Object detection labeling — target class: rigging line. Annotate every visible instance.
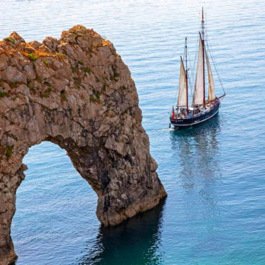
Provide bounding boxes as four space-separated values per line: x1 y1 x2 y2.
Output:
187 44 193 89
175 55 180 106
205 34 226 95
189 34 199 96
185 38 194 95
206 41 226 95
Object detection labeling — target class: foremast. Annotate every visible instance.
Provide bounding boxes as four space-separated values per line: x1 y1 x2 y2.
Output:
201 8 206 108
184 37 189 111
177 38 189 111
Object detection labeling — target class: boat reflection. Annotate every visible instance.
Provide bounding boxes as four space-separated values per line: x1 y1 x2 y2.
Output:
170 115 221 179
170 116 221 219
79 199 165 265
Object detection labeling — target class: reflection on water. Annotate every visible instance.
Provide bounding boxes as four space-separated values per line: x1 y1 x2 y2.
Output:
170 115 221 181
79 200 165 265
170 116 221 220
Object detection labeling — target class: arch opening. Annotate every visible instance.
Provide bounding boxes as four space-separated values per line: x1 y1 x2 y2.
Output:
12 141 98 265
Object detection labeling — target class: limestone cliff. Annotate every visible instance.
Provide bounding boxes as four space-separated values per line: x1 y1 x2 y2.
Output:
0 26 166 264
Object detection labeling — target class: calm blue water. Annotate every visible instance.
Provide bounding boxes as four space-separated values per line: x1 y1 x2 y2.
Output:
1 0 265 264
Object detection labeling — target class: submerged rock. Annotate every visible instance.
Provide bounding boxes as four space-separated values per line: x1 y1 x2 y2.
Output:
0 25 166 265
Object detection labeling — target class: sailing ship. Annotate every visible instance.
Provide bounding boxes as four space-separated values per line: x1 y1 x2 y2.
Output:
170 9 225 129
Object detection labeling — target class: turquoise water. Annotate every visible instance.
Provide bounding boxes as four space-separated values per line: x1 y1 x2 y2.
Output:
1 0 265 264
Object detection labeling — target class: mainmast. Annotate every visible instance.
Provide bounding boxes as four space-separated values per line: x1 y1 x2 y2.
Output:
201 7 206 107
185 37 189 111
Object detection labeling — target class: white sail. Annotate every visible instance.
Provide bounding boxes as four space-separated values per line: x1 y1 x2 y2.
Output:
193 37 204 106
177 57 187 108
206 51 216 101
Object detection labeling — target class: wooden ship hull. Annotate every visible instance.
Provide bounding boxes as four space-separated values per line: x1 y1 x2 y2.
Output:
170 99 220 129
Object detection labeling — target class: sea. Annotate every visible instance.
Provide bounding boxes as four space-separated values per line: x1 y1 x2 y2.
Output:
1 0 265 264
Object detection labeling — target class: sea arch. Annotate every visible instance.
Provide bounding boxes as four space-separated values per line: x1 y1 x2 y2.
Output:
0 26 166 264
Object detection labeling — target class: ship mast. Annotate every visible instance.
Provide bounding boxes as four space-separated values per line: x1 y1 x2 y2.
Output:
185 37 189 111
201 7 206 108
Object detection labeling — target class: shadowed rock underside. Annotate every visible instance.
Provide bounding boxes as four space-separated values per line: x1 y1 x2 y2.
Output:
0 26 166 265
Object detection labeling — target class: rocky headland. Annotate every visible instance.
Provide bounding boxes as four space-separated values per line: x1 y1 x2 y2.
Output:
0 26 166 264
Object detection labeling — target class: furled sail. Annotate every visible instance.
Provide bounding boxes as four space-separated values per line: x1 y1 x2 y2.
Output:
177 57 187 108
206 51 216 101
193 37 204 106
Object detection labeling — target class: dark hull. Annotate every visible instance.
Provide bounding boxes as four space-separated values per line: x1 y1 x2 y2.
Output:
170 100 220 129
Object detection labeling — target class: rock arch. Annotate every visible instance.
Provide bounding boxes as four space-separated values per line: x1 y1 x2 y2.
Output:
0 26 166 264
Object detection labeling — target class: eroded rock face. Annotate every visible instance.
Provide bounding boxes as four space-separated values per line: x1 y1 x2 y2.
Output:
0 26 166 264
